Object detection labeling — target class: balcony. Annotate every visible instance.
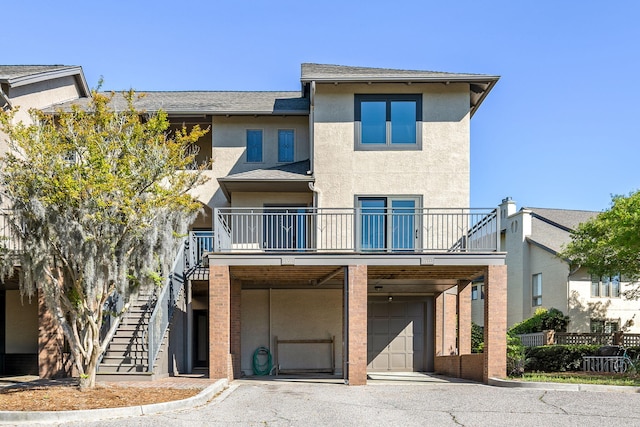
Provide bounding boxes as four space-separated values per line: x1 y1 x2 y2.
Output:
212 207 499 254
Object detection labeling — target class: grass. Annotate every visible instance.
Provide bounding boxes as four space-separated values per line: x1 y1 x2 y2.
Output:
513 371 640 387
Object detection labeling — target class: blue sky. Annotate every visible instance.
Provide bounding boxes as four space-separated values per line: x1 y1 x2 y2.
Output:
3 1 638 211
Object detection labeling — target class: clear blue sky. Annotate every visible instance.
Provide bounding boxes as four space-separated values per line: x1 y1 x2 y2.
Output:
3 1 638 212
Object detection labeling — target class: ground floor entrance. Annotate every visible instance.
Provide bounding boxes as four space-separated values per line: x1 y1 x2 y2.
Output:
367 298 434 372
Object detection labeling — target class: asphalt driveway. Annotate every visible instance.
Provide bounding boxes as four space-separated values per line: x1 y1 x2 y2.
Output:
52 375 640 427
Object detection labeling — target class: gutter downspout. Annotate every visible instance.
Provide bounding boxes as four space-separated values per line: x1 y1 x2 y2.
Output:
307 81 315 176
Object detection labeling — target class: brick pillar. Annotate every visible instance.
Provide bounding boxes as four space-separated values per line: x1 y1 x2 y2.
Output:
230 277 241 379
484 265 507 383
457 281 472 355
38 291 63 378
435 291 458 356
347 265 367 386
209 264 237 381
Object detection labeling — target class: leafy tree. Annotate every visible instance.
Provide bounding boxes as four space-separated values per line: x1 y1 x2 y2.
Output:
561 191 640 297
509 308 570 335
0 90 208 390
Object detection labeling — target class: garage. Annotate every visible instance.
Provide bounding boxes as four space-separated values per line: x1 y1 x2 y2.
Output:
367 297 434 372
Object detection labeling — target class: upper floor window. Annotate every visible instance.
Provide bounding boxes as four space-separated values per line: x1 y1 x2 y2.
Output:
590 319 619 334
278 129 294 162
354 94 422 150
246 130 263 163
591 274 621 298
532 273 542 306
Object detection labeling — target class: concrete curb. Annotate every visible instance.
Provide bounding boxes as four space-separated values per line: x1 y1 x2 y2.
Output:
489 377 640 393
0 378 229 425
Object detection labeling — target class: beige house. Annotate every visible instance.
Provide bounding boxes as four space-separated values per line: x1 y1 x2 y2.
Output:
5 63 508 385
472 197 640 334
0 65 90 375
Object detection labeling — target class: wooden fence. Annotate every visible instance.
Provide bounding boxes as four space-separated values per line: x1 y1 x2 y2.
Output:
518 331 640 347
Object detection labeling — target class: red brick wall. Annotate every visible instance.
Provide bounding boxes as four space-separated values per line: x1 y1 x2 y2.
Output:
460 354 484 383
484 265 507 382
435 291 458 356
457 281 471 355
347 265 367 386
209 265 233 380
434 355 460 377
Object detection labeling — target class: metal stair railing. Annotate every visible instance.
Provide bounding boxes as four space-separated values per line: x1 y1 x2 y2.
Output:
147 237 187 372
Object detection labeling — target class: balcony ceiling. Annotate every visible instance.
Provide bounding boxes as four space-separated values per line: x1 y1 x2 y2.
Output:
224 265 485 293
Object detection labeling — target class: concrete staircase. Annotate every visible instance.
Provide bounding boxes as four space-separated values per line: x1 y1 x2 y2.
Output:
97 290 159 380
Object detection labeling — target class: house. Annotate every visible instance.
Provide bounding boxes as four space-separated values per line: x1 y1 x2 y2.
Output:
0 65 90 376
471 197 640 334
4 63 506 385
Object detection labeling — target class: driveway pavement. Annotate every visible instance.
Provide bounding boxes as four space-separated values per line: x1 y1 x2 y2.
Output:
50 375 640 427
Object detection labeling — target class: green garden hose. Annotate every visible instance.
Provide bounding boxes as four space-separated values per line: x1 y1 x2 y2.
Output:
252 346 273 376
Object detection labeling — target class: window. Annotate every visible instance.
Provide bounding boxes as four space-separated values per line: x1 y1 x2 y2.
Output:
591 274 621 298
278 129 294 162
472 285 478 300
590 319 619 334
246 130 263 162
357 196 419 251
532 273 542 306
354 94 422 149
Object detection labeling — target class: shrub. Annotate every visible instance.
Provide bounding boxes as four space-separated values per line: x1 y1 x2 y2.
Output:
525 345 599 372
471 322 484 353
507 333 525 376
509 307 570 335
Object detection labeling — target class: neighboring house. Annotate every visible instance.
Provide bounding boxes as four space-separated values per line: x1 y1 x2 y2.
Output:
471 197 640 334
0 65 90 376
7 63 507 385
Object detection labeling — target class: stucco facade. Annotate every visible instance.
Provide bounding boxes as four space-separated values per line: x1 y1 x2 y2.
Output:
483 198 640 333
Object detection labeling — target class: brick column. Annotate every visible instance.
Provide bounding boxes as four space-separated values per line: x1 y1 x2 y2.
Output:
347 265 367 386
457 281 472 355
38 291 63 378
230 277 241 379
484 265 507 383
209 265 237 381
435 291 458 356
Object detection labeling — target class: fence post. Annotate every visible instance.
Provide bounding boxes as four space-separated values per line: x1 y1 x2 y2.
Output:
614 331 623 346
544 330 555 345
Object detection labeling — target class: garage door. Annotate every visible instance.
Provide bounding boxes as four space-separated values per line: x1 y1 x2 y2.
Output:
367 300 425 372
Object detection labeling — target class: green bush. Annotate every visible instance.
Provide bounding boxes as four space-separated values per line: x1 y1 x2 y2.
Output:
471 322 484 353
507 333 525 376
525 345 599 372
509 307 570 335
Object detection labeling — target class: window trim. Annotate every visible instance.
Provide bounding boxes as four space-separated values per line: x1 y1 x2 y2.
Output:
532 273 542 307
246 129 264 163
471 285 478 300
355 195 422 252
277 129 295 163
354 94 422 151
591 274 621 298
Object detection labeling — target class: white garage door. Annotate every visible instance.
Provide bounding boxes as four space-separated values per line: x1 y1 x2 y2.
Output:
367 300 425 372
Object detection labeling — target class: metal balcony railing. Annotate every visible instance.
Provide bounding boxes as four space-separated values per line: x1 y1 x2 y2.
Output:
213 207 499 253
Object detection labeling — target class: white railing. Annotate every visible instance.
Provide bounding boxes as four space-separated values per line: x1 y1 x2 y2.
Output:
187 230 213 269
518 332 546 347
213 207 498 253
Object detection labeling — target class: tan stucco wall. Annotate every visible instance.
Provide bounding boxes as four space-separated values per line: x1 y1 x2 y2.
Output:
207 116 310 209
8 76 83 125
524 245 570 319
312 82 470 209
241 289 342 376
568 268 640 333
5 290 39 353
232 192 312 208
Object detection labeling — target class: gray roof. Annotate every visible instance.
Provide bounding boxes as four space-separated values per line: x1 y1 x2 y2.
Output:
300 63 499 117
0 65 89 96
46 91 309 115
301 63 497 82
220 160 311 181
217 160 312 201
526 207 600 255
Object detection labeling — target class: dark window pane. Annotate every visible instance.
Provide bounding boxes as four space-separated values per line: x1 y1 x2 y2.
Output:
246 130 263 162
390 101 416 144
361 101 386 144
278 130 294 162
